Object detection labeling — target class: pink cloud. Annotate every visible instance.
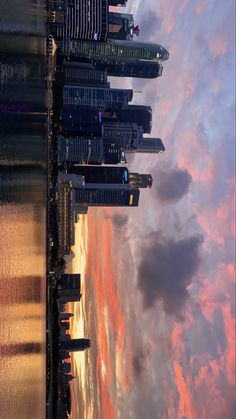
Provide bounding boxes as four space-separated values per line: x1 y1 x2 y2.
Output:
195 0 208 14
209 36 228 58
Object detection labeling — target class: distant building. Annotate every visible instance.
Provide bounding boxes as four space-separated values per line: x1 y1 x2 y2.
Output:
60 338 91 352
59 312 74 320
60 273 81 290
59 274 81 302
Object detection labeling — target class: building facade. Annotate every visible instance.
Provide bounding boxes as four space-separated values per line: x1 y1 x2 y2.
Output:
93 59 163 78
57 135 125 165
63 86 133 110
108 12 134 40
102 122 144 148
60 108 103 137
54 0 108 41
103 105 152 134
68 39 169 62
64 65 109 87
67 166 129 184
75 185 140 207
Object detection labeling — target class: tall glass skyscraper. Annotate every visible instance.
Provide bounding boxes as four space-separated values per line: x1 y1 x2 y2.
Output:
68 39 169 62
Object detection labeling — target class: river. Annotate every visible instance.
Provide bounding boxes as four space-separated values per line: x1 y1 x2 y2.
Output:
0 1 47 418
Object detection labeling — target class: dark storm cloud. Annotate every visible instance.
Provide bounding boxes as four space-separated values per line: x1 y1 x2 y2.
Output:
133 347 150 378
137 232 203 319
154 166 192 204
110 213 129 229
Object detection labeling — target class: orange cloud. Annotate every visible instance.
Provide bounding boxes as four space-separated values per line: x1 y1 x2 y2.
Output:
174 362 196 419
84 209 132 417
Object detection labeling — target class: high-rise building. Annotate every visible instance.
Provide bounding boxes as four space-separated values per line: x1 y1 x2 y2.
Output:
103 122 143 148
103 105 152 133
64 65 109 87
68 166 153 189
57 135 104 165
60 108 103 137
93 59 163 78
129 173 153 188
108 12 134 40
68 39 169 62
75 186 140 207
60 274 81 291
108 0 127 6
57 135 125 165
67 166 129 184
54 0 108 42
127 137 166 154
63 86 133 110
60 338 91 352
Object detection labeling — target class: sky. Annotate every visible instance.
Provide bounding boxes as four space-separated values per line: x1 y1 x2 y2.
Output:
70 1 235 418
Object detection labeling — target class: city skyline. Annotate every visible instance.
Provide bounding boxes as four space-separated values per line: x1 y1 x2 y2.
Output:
68 1 235 418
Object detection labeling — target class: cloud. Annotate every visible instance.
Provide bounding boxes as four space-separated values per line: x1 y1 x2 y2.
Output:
133 346 150 378
110 213 129 229
137 10 163 41
137 232 203 319
153 165 192 204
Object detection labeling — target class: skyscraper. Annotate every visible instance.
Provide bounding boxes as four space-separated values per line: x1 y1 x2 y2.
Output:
60 338 91 352
60 274 81 291
108 12 134 40
67 166 153 189
57 135 125 165
102 122 143 148
67 166 129 184
93 59 163 79
127 137 166 154
54 0 108 42
75 186 140 207
63 86 133 110
60 108 103 137
64 65 109 87
103 105 152 133
129 173 153 188
68 39 169 62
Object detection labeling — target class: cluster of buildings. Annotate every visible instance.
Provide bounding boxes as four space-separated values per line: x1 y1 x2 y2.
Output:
55 274 91 417
49 0 169 257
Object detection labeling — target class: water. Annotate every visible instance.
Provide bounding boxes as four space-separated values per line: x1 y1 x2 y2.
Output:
0 1 47 418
